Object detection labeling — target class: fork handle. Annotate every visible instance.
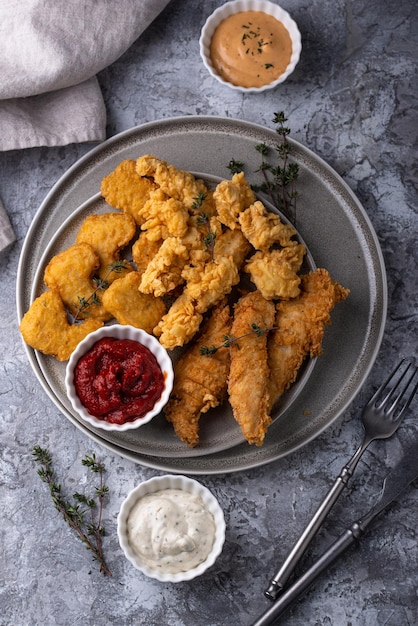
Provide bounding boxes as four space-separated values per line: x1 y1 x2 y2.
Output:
254 521 365 626
264 464 354 601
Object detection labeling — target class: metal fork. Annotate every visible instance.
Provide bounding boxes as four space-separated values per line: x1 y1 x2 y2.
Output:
265 357 418 601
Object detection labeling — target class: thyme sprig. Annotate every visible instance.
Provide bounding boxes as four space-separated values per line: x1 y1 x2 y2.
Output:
72 260 129 321
200 323 277 355
253 112 299 222
193 191 216 259
32 446 111 576
227 112 299 224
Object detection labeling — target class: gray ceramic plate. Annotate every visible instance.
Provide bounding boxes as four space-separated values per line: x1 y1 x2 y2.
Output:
16 116 387 474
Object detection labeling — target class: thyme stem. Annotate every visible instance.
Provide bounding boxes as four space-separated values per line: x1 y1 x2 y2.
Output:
32 446 111 576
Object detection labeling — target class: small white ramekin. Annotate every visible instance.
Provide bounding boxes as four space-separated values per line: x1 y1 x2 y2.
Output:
117 474 226 582
199 0 302 93
65 324 174 432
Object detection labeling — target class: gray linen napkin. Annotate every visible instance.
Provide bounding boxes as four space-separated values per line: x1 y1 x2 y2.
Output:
0 0 171 250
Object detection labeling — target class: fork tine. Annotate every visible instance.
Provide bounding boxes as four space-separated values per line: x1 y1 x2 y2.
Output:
371 358 418 419
369 358 415 406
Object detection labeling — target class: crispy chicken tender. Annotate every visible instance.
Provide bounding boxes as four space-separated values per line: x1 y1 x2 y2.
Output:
164 301 232 447
139 236 189 297
100 159 157 226
154 293 203 349
213 227 251 267
238 201 298 250
44 243 111 321
245 244 306 300
268 268 350 407
139 188 189 239
183 256 240 314
76 212 136 282
228 291 276 446
136 155 208 209
19 290 103 361
132 232 163 277
101 272 166 332
213 171 256 230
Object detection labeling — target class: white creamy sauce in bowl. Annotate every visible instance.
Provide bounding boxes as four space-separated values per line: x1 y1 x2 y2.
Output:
127 488 216 574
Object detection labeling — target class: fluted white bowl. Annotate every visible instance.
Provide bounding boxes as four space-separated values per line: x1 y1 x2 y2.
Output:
65 324 173 432
117 474 226 582
199 0 302 93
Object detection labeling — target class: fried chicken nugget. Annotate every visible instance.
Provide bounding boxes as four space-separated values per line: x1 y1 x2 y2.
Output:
76 212 136 282
268 268 350 407
44 242 110 321
164 301 232 447
228 290 276 446
213 171 256 230
245 244 306 300
20 290 103 361
100 159 157 226
238 201 298 250
101 272 166 332
136 155 208 209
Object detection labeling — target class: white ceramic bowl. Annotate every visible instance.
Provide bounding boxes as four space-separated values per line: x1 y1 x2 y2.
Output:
199 0 301 93
117 474 226 582
65 324 174 432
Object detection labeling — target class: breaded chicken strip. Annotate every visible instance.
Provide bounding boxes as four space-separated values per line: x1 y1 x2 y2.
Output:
154 293 203 349
132 232 163 277
136 155 208 209
245 244 306 300
20 290 103 361
184 256 240 314
100 159 157 226
228 291 276 446
165 301 232 447
76 212 136 282
44 243 111 321
213 171 256 230
238 201 298 250
139 236 189 297
102 272 166 332
268 268 350 407
213 227 251 267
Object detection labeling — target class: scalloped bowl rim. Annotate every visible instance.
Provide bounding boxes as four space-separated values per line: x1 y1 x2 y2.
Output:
199 0 302 93
65 324 174 432
117 474 226 582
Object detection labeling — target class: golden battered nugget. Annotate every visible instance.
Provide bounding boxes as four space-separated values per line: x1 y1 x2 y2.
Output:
76 212 136 282
100 159 157 225
44 242 111 321
102 272 166 333
20 290 103 361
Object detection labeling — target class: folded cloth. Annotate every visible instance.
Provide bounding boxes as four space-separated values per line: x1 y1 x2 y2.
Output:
0 197 16 253
0 0 171 151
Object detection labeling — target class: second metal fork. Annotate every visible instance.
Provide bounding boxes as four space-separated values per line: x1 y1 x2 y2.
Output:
265 357 418 601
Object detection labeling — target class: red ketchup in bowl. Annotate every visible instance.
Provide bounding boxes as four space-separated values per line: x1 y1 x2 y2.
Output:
73 337 165 424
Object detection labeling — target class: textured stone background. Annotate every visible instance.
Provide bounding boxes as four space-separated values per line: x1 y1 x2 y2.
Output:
1 1 417 625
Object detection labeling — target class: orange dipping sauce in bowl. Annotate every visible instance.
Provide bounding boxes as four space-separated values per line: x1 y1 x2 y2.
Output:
210 11 292 88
